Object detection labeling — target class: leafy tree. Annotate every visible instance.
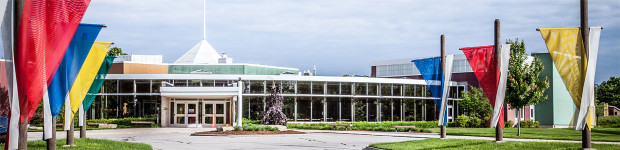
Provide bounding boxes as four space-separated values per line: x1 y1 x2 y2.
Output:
107 46 128 56
459 86 492 120
504 39 549 136
596 77 620 108
260 82 287 125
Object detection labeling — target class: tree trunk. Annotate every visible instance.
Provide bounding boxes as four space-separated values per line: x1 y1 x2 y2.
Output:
517 108 521 136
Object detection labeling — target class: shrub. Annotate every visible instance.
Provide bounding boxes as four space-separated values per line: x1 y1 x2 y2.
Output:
597 116 620 128
86 117 157 128
518 120 540 128
504 120 514 128
454 115 471 127
233 126 242 131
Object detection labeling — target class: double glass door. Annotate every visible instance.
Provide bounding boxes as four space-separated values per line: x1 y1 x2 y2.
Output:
172 100 227 127
203 101 226 126
174 101 198 125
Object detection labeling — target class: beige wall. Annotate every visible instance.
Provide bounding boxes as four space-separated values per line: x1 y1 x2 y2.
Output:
109 62 168 74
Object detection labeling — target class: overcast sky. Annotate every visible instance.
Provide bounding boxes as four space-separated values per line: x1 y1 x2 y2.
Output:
80 0 619 83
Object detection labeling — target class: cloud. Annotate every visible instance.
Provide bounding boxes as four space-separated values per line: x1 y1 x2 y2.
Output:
76 0 619 83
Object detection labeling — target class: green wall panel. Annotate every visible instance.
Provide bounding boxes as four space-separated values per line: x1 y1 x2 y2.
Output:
168 64 299 75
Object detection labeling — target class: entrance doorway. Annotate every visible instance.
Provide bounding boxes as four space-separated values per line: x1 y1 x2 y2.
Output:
203 101 227 127
173 101 199 126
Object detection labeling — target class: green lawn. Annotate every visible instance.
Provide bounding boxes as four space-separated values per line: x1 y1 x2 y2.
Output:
427 127 620 142
0 138 152 150
370 138 620 150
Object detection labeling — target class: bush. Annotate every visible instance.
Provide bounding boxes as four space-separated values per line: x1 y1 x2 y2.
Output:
452 115 487 128
504 120 514 128
518 120 540 128
233 126 242 131
86 117 158 128
242 118 261 125
597 116 620 128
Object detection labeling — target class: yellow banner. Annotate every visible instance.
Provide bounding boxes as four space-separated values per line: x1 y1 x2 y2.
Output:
64 42 111 128
539 28 590 129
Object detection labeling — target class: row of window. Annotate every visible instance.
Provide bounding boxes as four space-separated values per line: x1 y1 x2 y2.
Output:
243 96 459 122
100 79 466 98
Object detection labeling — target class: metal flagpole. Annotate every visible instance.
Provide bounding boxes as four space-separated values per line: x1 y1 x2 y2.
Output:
580 0 592 149
440 34 446 139
494 19 503 142
14 0 26 149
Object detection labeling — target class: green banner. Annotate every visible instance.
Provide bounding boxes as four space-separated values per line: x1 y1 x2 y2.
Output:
82 56 115 111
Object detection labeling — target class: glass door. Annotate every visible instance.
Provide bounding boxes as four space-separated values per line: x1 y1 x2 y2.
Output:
203 101 227 127
173 101 199 126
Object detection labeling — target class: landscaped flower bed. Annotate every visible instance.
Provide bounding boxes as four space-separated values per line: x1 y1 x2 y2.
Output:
287 121 438 132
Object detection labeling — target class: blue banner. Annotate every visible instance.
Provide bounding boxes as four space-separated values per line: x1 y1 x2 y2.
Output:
47 23 104 118
413 57 447 125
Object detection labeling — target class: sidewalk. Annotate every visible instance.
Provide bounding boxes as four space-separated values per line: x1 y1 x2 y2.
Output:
297 129 620 145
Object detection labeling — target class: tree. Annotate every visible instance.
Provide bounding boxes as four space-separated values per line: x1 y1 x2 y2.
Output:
596 77 620 108
460 86 492 120
504 39 549 136
107 46 128 56
260 82 287 125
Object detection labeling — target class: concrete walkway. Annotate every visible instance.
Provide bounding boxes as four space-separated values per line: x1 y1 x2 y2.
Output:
24 128 620 150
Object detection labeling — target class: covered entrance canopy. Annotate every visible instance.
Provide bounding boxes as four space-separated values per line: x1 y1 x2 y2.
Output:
160 84 243 128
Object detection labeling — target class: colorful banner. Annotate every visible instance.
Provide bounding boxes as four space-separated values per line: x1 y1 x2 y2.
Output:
461 45 504 129
539 27 601 130
1 0 19 149
64 42 111 130
439 55 454 126
43 23 103 139
82 56 115 112
413 56 449 126
14 0 91 126
491 44 510 128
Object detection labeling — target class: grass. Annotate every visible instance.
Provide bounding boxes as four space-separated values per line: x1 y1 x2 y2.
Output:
370 138 620 150
0 138 152 150
427 127 620 142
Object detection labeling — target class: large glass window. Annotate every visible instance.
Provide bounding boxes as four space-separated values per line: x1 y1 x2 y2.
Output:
404 99 416 121
404 85 415 97
282 81 295 94
202 80 215 87
103 80 117 93
340 98 352 121
416 85 425 97
265 81 279 92
243 97 250 119
312 97 324 122
297 81 311 94
381 84 392 96
393 84 402 96
449 86 458 98
120 95 136 117
341 82 352 95
416 100 425 121
173 80 187 87
368 98 378 122
368 83 379 96
119 80 134 93
135 80 151 93
312 82 325 95
426 100 435 121
151 80 167 93
380 99 392 122
249 97 264 120
355 83 367 95
326 97 339 122
326 82 340 95
393 99 402 121
215 80 229 87
283 97 295 121
354 99 366 121
188 80 201 87
250 81 265 94
296 97 311 121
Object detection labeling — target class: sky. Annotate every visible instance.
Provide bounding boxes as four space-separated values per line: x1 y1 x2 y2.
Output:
80 0 619 83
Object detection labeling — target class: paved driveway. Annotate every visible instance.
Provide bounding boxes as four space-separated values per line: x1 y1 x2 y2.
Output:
27 128 419 150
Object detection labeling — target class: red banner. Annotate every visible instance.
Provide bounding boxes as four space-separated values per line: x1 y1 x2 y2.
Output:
15 0 91 123
461 45 504 129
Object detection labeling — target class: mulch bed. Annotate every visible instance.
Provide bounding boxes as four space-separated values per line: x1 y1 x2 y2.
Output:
192 130 306 136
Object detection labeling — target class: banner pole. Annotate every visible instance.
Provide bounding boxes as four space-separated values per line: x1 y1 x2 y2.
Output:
440 34 446 139
15 0 26 149
47 117 57 150
580 0 592 149
494 19 503 142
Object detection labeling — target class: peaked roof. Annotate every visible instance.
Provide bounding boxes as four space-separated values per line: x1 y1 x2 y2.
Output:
174 40 222 64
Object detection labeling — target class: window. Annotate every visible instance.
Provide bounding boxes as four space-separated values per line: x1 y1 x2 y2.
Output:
249 97 265 120
404 85 415 97
326 82 340 95
312 82 325 95
381 84 392 96
282 81 295 94
119 80 134 93
283 97 295 121
393 84 402 96
202 80 215 87
188 80 201 87
296 97 311 121
340 98 352 121
265 81 279 92
215 80 230 87
368 99 377 122
368 83 379 96
354 98 367 121
151 80 167 93
312 97 324 122
393 99 402 121
341 82 352 95
380 99 392 121
135 80 151 93
326 97 339 122
375 63 418 77
530 105 535 120
173 80 187 87
103 80 117 93
297 81 311 94
249 81 265 94
355 83 367 95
